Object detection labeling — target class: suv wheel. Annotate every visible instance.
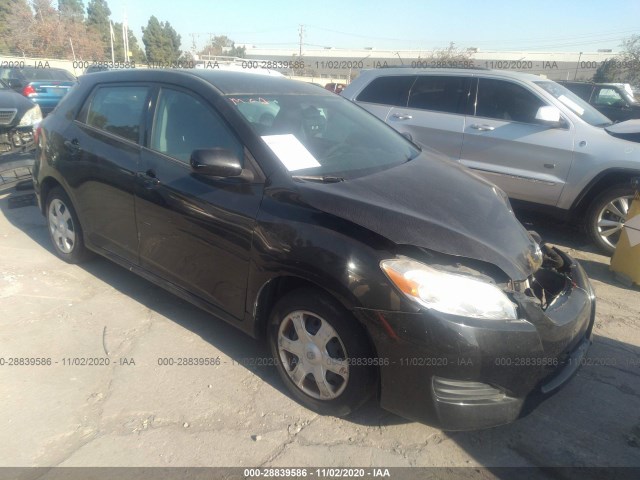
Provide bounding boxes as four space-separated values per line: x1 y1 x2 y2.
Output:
586 185 635 255
46 187 90 263
268 288 375 417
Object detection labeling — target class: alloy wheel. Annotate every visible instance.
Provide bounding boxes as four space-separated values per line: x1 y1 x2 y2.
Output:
596 194 634 251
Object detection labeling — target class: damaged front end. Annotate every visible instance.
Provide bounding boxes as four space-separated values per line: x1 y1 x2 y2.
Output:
0 126 35 156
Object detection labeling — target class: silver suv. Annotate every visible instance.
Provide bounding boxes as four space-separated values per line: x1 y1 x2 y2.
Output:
342 68 640 254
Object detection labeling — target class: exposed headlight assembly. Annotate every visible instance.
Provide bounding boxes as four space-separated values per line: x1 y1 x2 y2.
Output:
18 105 43 127
381 257 518 320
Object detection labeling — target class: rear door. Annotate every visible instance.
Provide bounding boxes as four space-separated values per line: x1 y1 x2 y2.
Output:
386 75 471 158
66 83 150 263
460 78 575 206
135 86 264 320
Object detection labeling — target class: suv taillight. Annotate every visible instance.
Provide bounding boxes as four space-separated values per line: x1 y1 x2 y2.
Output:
22 85 36 96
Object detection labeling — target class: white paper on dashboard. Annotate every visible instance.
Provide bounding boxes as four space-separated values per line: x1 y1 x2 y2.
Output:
261 134 321 171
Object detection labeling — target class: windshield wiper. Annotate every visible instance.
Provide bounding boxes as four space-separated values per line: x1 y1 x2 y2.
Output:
292 175 344 183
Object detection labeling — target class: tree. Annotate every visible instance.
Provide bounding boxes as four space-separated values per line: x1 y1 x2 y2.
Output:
58 0 84 22
0 0 30 52
429 42 472 63
112 22 146 62
593 59 620 83
142 15 181 64
198 35 245 59
1 0 35 55
619 35 640 85
86 0 110 26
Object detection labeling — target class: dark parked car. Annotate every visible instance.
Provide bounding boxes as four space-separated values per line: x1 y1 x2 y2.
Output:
0 66 76 116
0 79 41 190
558 81 640 122
34 70 595 430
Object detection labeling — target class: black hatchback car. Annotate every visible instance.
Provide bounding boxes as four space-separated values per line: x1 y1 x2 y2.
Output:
33 69 595 430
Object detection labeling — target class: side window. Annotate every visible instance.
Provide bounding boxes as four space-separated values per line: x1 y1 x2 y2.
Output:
151 88 242 163
356 76 415 107
408 76 470 114
593 87 625 106
85 86 149 143
476 79 546 124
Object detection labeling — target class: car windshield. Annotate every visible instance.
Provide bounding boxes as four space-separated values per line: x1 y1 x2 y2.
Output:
534 81 613 127
228 93 420 179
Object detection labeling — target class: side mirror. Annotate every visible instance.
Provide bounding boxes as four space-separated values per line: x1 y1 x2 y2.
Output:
535 105 562 125
190 148 243 177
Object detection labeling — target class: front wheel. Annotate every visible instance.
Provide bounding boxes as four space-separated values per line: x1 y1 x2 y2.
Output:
268 288 376 417
586 185 635 255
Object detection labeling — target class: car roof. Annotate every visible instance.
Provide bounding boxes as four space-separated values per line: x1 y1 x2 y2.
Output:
356 67 548 82
79 68 332 96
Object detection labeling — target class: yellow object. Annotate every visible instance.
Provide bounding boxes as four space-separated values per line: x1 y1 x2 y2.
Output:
610 192 640 286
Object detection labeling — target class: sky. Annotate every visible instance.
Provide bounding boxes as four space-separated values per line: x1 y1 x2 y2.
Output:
99 0 640 53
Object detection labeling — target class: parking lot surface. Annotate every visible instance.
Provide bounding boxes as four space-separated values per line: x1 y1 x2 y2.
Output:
1 190 639 472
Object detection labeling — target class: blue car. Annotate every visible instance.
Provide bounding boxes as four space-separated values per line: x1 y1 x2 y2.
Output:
0 66 76 116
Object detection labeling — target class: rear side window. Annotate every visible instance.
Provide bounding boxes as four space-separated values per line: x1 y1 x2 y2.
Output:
476 79 546 124
356 75 415 106
85 86 149 143
408 76 470 114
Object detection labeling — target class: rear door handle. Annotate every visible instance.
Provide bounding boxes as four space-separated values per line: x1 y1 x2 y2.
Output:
64 138 81 153
391 113 413 120
470 124 495 131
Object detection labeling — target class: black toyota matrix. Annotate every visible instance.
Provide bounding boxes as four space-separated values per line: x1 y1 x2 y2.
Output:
33 69 595 430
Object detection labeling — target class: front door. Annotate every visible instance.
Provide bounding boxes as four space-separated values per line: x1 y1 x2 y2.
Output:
135 86 263 320
460 78 575 206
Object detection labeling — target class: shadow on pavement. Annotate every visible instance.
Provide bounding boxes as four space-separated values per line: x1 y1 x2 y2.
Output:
0 190 405 428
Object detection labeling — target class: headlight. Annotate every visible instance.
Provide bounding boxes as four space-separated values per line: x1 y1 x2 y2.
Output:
18 105 42 127
380 257 517 320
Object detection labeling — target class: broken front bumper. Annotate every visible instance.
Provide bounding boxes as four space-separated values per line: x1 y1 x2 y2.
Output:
354 248 596 430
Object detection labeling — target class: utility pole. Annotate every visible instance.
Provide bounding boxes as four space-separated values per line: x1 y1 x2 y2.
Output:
574 52 583 80
298 24 304 57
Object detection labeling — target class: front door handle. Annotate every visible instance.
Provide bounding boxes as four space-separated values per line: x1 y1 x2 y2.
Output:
137 169 160 188
391 113 413 120
470 124 495 131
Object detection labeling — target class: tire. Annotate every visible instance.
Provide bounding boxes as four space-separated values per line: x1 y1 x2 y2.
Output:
268 288 376 417
45 187 91 263
586 185 635 255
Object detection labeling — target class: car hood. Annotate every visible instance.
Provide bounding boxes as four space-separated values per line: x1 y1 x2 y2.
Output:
297 153 542 281
605 119 640 143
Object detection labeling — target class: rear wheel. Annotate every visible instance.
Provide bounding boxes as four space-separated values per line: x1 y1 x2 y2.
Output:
586 185 635 255
46 187 90 263
268 288 376 417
